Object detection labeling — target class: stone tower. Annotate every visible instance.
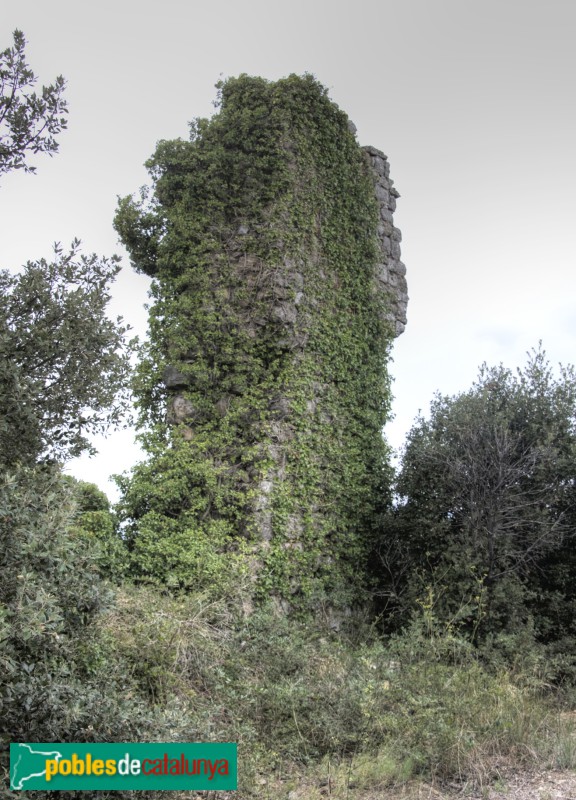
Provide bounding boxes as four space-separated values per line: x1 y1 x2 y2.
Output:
115 75 407 611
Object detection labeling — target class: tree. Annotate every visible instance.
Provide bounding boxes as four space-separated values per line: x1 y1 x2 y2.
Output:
0 240 135 468
0 29 67 178
377 348 576 641
0 31 133 469
0 32 163 785
63 476 129 581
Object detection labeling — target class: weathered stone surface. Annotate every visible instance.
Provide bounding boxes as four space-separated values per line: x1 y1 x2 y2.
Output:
362 145 408 335
270 396 291 419
375 185 389 204
215 396 231 417
163 365 190 389
271 302 298 325
167 395 196 424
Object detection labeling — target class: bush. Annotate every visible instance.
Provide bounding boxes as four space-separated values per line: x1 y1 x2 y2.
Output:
0 468 166 798
63 477 128 581
97 590 574 793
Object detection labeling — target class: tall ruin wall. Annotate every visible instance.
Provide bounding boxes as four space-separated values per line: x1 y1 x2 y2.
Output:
115 75 407 611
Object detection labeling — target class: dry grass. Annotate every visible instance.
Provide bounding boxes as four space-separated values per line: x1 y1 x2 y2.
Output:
96 587 576 800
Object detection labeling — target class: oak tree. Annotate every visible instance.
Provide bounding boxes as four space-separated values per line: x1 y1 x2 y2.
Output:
0 240 135 468
0 29 67 178
378 349 576 641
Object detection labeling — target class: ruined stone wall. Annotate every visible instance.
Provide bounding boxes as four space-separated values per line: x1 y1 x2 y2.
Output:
115 75 407 610
166 145 408 447
364 145 408 337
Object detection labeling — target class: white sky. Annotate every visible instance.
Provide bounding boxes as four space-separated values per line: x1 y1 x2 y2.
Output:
2 0 575 499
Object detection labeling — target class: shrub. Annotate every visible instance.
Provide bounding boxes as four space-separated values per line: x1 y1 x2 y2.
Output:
0 468 165 798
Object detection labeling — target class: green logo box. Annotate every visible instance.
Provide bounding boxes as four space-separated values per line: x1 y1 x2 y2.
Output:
10 742 237 791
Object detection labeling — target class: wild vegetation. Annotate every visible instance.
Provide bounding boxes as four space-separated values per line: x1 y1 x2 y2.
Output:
374 349 576 655
0 30 67 178
1 31 575 799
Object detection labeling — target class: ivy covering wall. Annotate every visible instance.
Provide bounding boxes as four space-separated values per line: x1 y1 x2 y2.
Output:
114 74 398 612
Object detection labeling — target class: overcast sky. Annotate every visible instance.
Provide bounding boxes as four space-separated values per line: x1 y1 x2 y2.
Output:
2 0 575 498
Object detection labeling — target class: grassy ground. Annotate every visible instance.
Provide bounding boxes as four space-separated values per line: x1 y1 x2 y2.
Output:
94 585 576 799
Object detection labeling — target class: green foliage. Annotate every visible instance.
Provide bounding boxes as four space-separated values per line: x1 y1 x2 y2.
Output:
114 74 394 608
101 587 573 795
376 347 576 651
68 478 111 512
64 477 128 581
0 473 210 800
0 49 162 794
114 435 252 593
0 470 155 760
0 240 135 467
364 618 556 781
0 32 133 471
0 30 67 178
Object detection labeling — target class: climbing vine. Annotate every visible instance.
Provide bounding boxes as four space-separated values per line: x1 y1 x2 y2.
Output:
115 74 395 611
